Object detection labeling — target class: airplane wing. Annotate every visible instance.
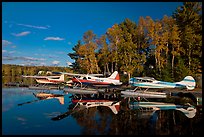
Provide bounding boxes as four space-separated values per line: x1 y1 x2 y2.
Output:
52 72 86 76
88 74 103 76
22 75 61 78
22 75 48 78
52 72 103 77
135 77 155 81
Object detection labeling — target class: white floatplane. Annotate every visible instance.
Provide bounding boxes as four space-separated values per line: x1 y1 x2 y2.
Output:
121 76 196 99
129 76 196 90
53 71 122 88
22 74 65 84
52 71 122 95
22 73 65 90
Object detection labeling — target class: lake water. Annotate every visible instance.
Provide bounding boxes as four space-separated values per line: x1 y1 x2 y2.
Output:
2 87 203 135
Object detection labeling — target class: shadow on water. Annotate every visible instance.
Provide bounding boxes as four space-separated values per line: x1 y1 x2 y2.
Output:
51 93 203 135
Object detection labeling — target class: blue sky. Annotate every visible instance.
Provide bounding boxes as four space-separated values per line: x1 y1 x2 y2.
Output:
2 2 183 67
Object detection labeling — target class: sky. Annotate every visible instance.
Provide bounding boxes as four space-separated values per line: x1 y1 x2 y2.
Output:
2 2 183 67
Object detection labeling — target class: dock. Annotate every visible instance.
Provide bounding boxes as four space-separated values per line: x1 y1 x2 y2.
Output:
4 82 29 87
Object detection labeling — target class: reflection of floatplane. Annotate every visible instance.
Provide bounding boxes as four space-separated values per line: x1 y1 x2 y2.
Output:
34 92 64 104
51 94 121 121
18 92 64 106
129 101 196 118
72 98 120 114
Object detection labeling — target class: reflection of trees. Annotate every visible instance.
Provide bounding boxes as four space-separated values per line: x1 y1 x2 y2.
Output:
152 110 197 135
71 107 98 135
109 110 152 135
69 99 201 135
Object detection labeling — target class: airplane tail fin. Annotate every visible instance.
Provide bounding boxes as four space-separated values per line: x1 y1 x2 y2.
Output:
108 71 120 80
177 76 196 90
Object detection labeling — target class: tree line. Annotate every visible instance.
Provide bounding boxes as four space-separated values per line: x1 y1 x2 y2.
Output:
2 64 72 77
68 2 202 82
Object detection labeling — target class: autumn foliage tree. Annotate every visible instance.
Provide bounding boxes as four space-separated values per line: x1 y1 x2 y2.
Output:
77 30 100 73
68 2 201 83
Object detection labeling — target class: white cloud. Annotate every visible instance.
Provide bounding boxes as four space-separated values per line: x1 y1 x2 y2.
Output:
2 40 12 46
18 61 46 66
11 45 16 48
66 61 72 66
17 23 49 29
44 37 64 41
52 60 60 66
3 55 46 61
12 31 31 37
68 42 72 45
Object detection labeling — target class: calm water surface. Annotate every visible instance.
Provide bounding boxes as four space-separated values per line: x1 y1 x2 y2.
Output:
2 87 81 135
2 87 203 135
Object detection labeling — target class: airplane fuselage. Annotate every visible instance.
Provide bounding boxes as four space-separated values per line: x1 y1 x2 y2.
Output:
130 81 185 89
72 76 121 86
36 78 64 84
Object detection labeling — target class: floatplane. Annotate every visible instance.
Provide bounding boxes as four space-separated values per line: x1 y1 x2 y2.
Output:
55 71 122 87
121 76 196 98
129 76 196 90
52 71 123 94
22 73 65 90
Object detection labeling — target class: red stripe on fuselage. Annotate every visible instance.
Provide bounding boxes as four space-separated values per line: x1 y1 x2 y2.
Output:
72 78 111 85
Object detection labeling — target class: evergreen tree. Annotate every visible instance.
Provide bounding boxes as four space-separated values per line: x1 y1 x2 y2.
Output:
68 40 82 72
173 2 202 74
